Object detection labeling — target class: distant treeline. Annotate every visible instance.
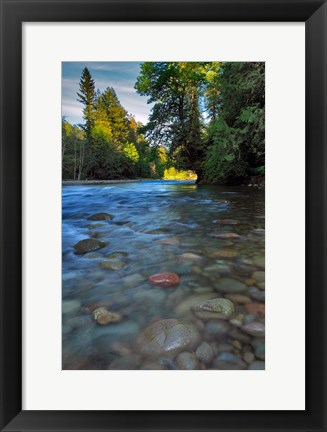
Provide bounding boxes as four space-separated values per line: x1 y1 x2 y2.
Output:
62 62 264 184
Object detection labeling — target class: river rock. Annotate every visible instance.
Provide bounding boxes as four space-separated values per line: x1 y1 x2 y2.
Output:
148 272 180 287
108 355 141 370
74 238 107 254
252 228 265 236
175 293 218 318
179 253 202 261
249 360 265 370
205 320 232 340
156 236 180 245
217 219 239 225
88 212 113 221
251 271 265 283
215 277 247 293
245 302 265 318
224 293 251 304
83 251 103 259
176 352 200 370
207 249 239 259
135 318 200 358
212 232 240 239
213 352 247 370
195 342 215 364
122 273 145 288
241 321 265 337
244 278 256 286
258 282 265 290
192 298 234 320
243 352 255 364
62 299 81 315
107 252 128 259
254 256 265 268
100 260 125 271
248 286 265 302
93 307 122 325
252 338 265 360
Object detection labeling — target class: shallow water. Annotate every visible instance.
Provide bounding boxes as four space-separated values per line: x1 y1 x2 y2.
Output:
62 180 265 370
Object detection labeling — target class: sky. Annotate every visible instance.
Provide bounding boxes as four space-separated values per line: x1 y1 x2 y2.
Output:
62 62 153 126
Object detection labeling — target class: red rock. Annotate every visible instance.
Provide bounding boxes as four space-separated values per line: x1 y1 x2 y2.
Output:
245 303 265 318
148 272 180 287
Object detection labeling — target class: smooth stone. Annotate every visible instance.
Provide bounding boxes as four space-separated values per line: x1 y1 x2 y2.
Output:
192 298 234 320
179 253 202 261
135 318 200 359
241 321 265 338
62 299 81 315
122 273 145 288
107 252 128 259
93 308 122 325
133 289 166 304
254 256 265 268
251 338 265 360
100 260 125 271
212 232 240 239
243 352 255 364
87 223 106 228
213 352 247 370
245 303 265 318
205 320 232 340
156 236 180 245
252 271 265 283
229 328 251 344
175 293 218 318
95 321 140 341
258 282 265 290
87 212 113 221
224 294 251 304
249 360 265 370
176 352 200 370
74 238 107 254
252 228 265 236
207 249 239 259
214 278 247 293
244 278 256 286
196 342 215 364
83 251 103 259
248 286 265 302
148 272 180 287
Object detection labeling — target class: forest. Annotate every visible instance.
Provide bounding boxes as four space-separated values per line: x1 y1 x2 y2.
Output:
62 62 264 185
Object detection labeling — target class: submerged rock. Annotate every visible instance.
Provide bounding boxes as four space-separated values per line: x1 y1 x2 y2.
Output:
207 249 239 259
74 238 107 254
62 299 81 315
156 236 180 245
241 321 265 337
251 271 265 282
211 232 240 239
176 352 200 370
215 277 247 293
205 320 232 340
135 318 200 358
213 352 247 370
249 360 265 370
174 292 218 318
245 302 265 318
195 342 215 364
192 298 234 320
224 293 251 304
216 219 239 225
87 212 113 221
93 307 122 325
100 260 125 271
83 251 103 259
148 272 180 287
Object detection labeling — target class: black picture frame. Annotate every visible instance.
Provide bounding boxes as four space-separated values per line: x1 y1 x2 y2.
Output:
0 0 326 431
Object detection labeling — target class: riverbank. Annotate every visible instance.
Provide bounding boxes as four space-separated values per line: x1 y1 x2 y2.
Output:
62 179 140 185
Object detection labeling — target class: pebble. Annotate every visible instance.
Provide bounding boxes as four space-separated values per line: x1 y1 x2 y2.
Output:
248 286 265 302
243 352 255 364
245 302 265 318
216 219 239 225
229 328 251 344
107 252 128 259
148 272 180 287
213 352 247 370
87 212 113 221
135 318 200 358
62 299 81 315
251 271 265 283
192 298 234 320
249 360 265 370
195 342 215 364
254 256 265 268
212 232 240 239
205 320 232 340
93 308 123 325
258 282 265 290
244 278 256 286
74 238 107 254
224 294 251 304
100 260 125 271
241 321 265 337
208 249 239 259
122 273 145 288
215 277 247 293
83 251 103 259
156 236 180 245
179 253 202 261
176 352 200 370
252 338 265 360
252 228 265 236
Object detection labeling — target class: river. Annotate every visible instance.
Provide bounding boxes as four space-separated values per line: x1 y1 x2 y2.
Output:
62 180 265 370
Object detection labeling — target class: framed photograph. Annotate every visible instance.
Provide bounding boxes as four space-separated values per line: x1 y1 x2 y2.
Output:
0 0 326 431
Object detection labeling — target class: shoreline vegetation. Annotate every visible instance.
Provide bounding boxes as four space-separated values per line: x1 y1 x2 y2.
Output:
63 62 264 185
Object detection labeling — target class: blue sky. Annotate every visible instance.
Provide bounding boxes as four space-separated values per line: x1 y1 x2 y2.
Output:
62 62 153 125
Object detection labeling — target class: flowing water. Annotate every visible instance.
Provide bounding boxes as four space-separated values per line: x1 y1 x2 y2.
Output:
62 180 265 370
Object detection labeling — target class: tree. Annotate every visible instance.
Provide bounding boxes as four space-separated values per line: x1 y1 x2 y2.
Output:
135 62 207 181
77 67 96 179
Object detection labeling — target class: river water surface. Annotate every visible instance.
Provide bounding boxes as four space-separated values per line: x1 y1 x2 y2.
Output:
62 180 265 370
